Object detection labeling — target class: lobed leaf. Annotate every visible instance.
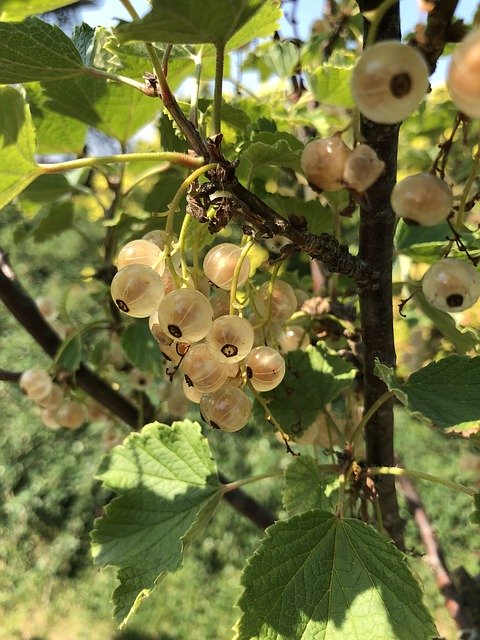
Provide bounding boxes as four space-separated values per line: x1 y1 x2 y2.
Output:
120 321 165 375
283 455 335 515
374 355 480 429
0 17 85 82
0 0 78 21
91 420 222 626
240 131 303 174
237 510 437 640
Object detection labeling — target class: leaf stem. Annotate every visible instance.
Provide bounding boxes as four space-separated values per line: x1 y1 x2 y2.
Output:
212 42 225 135
367 466 476 497
365 0 399 48
349 389 395 444
84 66 151 94
222 469 284 493
38 152 205 175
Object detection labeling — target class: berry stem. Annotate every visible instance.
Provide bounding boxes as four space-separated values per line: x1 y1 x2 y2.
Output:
367 467 476 497
248 381 290 442
229 239 255 315
38 152 205 175
177 213 194 283
456 132 480 229
221 470 284 493
349 390 395 444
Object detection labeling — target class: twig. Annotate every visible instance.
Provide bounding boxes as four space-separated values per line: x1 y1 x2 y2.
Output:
397 472 476 634
0 369 22 383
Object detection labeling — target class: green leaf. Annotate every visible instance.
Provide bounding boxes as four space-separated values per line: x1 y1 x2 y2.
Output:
91 420 222 625
71 22 96 66
261 41 300 79
144 170 183 213
399 241 480 264
26 83 87 155
0 86 40 211
121 320 165 375
21 174 73 203
283 455 335 515
414 290 478 354
55 334 82 372
227 0 281 50
116 0 265 46
0 17 86 82
305 63 355 108
253 344 356 438
262 192 334 236
374 355 480 429
237 510 437 640
394 219 450 252
240 132 303 174
0 0 78 21
32 201 75 242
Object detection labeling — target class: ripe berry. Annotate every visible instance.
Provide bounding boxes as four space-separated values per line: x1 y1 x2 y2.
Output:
200 386 251 432
157 289 213 343
35 296 58 323
19 368 52 402
342 144 385 192
300 134 352 191
55 400 86 430
116 239 163 274
204 315 255 363
391 173 453 226
203 243 250 290
351 41 428 124
447 30 480 119
277 326 310 352
37 383 64 410
421 258 480 312
244 346 286 392
111 264 164 318
181 343 229 393
254 279 297 322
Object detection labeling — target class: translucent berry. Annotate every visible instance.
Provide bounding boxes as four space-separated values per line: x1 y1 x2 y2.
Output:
300 134 352 191
254 279 297 322
157 289 213 343
342 144 385 192
447 30 480 119
35 296 58 323
116 239 162 273
40 408 60 430
421 259 480 312
19 368 52 402
203 243 250 290
244 346 286 392
205 315 255 363
351 41 429 124
391 173 453 226
277 326 310 352
111 264 164 318
159 341 189 366
200 386 251 432
143 230 182 269
55 400 86 430
37 383 64 410
181 343 229 393
183 379 203 403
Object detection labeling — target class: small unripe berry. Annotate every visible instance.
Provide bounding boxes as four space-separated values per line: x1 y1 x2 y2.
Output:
391 173 453 226
301 134 352 191
342 144 385 192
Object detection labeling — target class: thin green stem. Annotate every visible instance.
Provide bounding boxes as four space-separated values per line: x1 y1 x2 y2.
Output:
456 133 480 228
38 152 205 175
212 42 225 135
84 66 149 94
190 48 203 127
248 381 287 438
177 213 194 282
365 0 399 48
229 239 255 315
367 466 476 497
222 469 284 493
349 390 395 444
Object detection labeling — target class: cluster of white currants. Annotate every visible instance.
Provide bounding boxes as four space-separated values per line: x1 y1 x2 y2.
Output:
301 134 385 194
19 368 87 430
111 237 311 432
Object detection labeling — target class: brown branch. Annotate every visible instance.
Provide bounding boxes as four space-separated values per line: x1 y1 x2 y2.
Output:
411 0 466 75
0 249 276 530
356 0 405 549
397 473 477 635
0 369 21 382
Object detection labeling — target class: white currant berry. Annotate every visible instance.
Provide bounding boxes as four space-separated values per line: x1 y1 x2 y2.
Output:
391 173 453 226
157 289 213 343
181 343 229 393
35 296 58 323
300 134 352 191
204 315 255 363
87 401 108 422
40 408 60 430
19 368 52 402
342 144 385 192
447 30 480 119
111 264 164 318
160 341 189 366
203 243 250 290
277 326 310 352
254 279 297 322
200 386 251 432
55 400 86 430
421 258 480 312
244 346 286 392
116 239 163 274
182 379 203 403
161 265 194 295
37 383 64 410
351 41 429 124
